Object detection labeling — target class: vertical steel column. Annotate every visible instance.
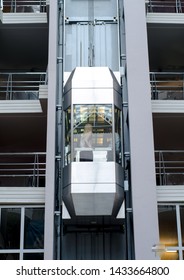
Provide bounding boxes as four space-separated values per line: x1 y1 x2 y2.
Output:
88 0 95 66
54 0 65 260
118 0 135 260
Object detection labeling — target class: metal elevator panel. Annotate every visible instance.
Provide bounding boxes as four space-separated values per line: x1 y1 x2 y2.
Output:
62 231 126 260
65 0 119 71
65 23 119 71
65 0 118 19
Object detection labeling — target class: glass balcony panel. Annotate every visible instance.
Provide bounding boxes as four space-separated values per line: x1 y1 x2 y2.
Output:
155 151 184 185
0 153 46 187
150 72 184 100
0 72 46 100
148 1 182 13
2 1 47 13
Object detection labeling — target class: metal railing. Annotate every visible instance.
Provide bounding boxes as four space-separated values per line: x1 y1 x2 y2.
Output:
155 150 184 185
150 72 184 100
0 72 46 100
0 152 46 187
1 0 47 13
147 0 184 13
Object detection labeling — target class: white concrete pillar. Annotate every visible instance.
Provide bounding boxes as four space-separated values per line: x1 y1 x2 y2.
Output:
44 0 58 260
124 0 160 259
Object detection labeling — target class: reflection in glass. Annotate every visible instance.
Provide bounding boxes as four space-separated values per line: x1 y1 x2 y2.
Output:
158 205 178 246
114 106 122 164
73 105 113 162
24 208 44 249
160 251 179 260
0 208 21 249
65 107 71 165
23 253 44 260
0 253 19 260
64 104 122 164
180 206 184 246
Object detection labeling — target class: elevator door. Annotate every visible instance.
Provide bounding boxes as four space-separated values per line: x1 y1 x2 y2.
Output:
65 22 119 71
64 0 119 71
62 231 126 260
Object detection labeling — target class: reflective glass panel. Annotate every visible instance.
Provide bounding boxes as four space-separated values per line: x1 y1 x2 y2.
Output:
23 253 44 260
158 205 178 246
73 105 113 162
160 251 179 260
0 253 19 260
114 106 122 164
65 107 71 165
24 208 44 249
0 208 21 249
180 206 184 246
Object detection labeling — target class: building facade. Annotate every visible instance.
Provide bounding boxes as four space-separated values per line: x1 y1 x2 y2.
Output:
0 0 183 260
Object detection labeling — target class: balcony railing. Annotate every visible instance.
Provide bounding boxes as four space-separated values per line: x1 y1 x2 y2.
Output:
150 72 184 100
0 152 46 187
155 150 184 185
1 0 47 13
147 0 184 13
0 72 46 100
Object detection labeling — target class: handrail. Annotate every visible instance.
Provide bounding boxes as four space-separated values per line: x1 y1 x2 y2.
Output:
150 72 184 100
0 72 46 100
147 0 184 13
0 152 46 187
2 0 47 13
155 150 184 185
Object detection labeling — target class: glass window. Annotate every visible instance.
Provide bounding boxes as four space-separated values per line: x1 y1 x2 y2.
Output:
0 208 21 249
0 206 44 260
158 205 178 247
114 106 122 164
24 208 44 249
23 253 44 260
180 206 184 246
65 107 71 165
160 251 179 260
0 253 19 260
64 104 122 164
73 104 113 162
